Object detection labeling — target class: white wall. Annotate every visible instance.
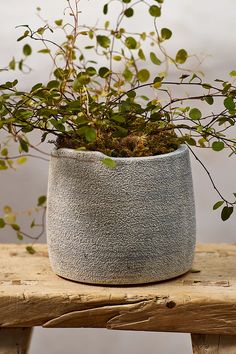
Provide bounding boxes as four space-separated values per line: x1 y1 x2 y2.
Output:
0 1 236 353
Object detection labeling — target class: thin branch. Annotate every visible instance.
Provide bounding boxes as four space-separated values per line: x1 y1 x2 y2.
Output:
187 144 236 205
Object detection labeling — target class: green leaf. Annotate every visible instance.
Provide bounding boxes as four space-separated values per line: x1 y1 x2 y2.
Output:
213 200 224 210
55 19 63 26
79 126 97 142
113 55 122 61
161 28 172 40
3 206 12 214
126 91 136 98
102 158 117 169
17 233 23 241
16 157 27 164
204 96 214 105
103 3 108 14
38 49 51 54
137 69 150 82
202 83 212 89
230 71 236 76
26 246 36 254
150 112 162 121
86 67 97 76
37 195 47 206
124 8 134 17
212 141 224 152
19 138 29 153
222 83 231 94
138 49 146 60
0 218 5 228
9 58 16 70
47 80 60 89
122 0 131 2
4 213 16 224
53 68 65 80
113 126 128 137
150 52 161 65
73 74 90 90
31 83 43 91
50 119 65 132
176 49 188 64
190 269 201 273
98 67 110 78
111 115 126 123
0 161 7 170
224 97 235 110
140 32 146 40
123 68 133 81
97 35 110 49
189 108 202 120
1 148 8 157
149 5 161 17
17 30 29 42
185 137 196 146
23 44 32 56
11 224 20 231
125 37 137 49
221 206 234 221
37 27 45 35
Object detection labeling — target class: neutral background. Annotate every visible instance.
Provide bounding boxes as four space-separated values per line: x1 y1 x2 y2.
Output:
0 0 236 353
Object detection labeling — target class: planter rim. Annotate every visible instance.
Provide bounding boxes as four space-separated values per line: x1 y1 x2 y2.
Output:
51 144 188 162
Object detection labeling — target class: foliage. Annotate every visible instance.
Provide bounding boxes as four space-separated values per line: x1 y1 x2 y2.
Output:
0 0 236 243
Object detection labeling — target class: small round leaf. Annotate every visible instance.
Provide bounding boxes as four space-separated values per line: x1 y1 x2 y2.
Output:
23 44 32 56
161 28 172 40
98 67 110 78
124 8 134 17
212 141 224 152
221 206 234 221
149 5 161 17
125 37 137 49
0 218 5 228
97 35 110 49
176 49 188 64
224 97 235 110
189 108 202 120
102 158 117 169
137 69 150 82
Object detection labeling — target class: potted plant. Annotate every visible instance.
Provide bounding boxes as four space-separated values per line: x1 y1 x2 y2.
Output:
0 0 235 284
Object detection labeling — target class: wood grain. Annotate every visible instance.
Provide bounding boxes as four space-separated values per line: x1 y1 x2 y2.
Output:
0 244 236 334
0 328 32 354
191 334 236 354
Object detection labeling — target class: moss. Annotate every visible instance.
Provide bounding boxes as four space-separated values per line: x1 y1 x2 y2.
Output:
56 123 184 157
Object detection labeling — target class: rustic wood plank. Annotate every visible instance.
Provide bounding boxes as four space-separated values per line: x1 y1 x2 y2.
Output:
0 244 236 334
0 328 32 354
191 334 236 354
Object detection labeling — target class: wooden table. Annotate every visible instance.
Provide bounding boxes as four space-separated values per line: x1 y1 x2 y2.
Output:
0 244 236 354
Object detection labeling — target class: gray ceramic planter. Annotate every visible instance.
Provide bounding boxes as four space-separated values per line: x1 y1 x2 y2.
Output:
47 145 196 285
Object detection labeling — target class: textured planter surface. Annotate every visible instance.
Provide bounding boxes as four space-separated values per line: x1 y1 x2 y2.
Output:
47 145 196 285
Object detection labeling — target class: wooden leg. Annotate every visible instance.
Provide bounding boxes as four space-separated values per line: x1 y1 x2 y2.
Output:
191 334 236 354
0 328 33 354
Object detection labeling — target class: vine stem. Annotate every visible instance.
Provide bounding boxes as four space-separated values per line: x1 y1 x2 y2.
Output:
187 144 236 205
111 80 222 104
0 154 49 162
